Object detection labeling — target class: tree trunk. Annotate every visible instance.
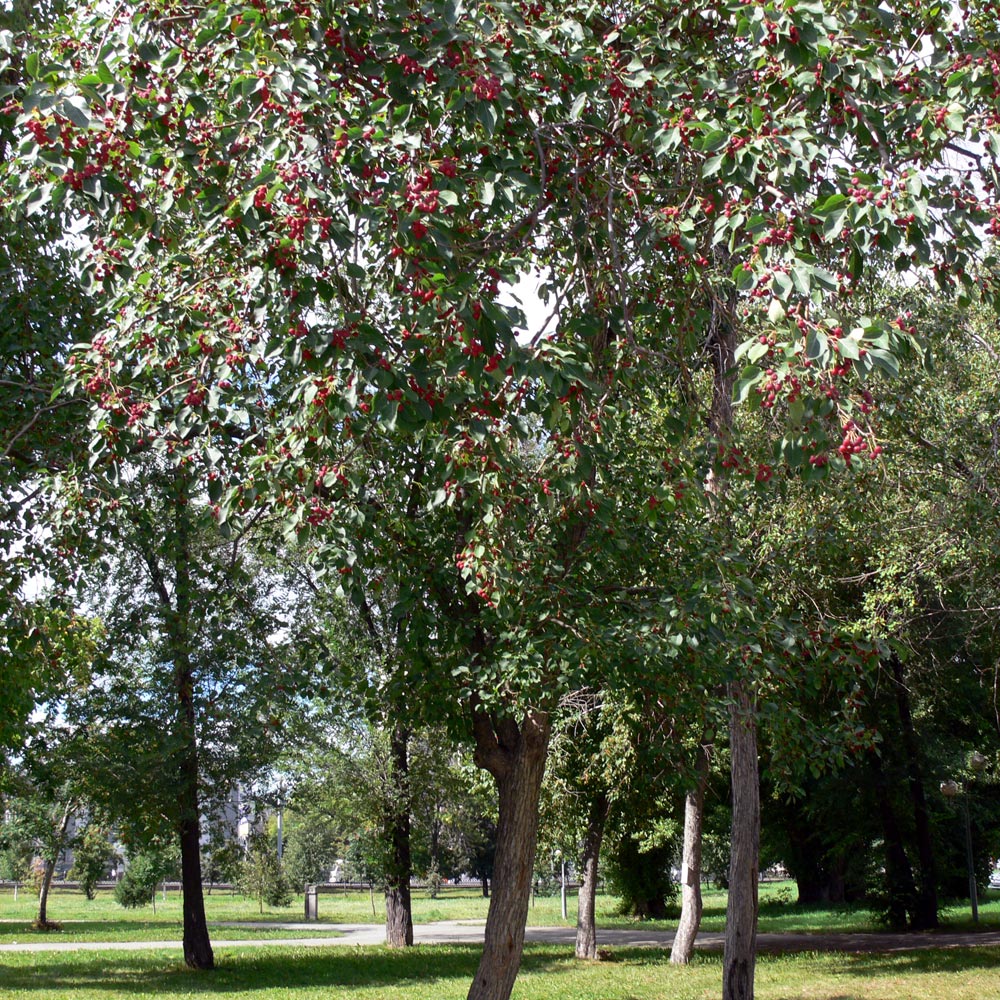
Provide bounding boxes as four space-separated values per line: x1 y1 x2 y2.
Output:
178 789 213 968
466 708 551 1000
385 722 414 947
671 741 711 964
481 876 489 898
704 262 759 999
723 680 759 1000
575 791 609 960
871 750 917 930
36 857 55 927
36 799 74 928
890 654 938 929
169 479 215 971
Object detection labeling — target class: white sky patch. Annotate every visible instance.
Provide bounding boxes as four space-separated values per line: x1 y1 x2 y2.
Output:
501 267 556 345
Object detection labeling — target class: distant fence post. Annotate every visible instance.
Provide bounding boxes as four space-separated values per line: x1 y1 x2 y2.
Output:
305 884 318 921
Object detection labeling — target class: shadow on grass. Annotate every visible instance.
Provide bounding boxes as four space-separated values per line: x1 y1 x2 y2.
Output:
0 944 490 994
826 945 1000 979
0 944 685 995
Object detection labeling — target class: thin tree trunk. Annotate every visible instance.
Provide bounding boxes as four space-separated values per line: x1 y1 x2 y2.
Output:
36 800 74 928
36 857 56 927
671 741 711 964
889 653 938 929
466 707 551 1000
723 681 759 1000
385 721 414 947
169 478 214 971
703 265 760 999
575 792 609 960
175 649 214 968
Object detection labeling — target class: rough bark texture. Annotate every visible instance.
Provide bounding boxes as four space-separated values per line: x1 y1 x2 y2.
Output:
723 681 759 1000
385 722 414 947
890 654 938 930
670 742 711 964
466 708 551 1000
575 792 609 960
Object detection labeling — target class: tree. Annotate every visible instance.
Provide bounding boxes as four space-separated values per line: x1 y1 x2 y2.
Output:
6 4 1000 1000
115 845 176 912
237 834 292 913
56 461 302 969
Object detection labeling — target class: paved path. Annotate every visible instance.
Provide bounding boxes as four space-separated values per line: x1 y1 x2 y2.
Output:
3 920 1000 954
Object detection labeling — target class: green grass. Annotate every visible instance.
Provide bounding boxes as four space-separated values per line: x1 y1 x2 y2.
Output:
2 943 1000 1000
4 882 998 945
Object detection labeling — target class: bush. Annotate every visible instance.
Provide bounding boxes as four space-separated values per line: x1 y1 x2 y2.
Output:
70 825 116 900
114 850 173 910
604 838 678 920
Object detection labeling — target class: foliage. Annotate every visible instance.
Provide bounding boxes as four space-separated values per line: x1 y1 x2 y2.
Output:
282 813 342 890
2 1 1000 996
113 847 175 910
0 3 96 752
69 823 117 900
238 835 293 913
603 834 679 921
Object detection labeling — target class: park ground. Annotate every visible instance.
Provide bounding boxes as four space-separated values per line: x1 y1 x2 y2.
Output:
2 883 1000 999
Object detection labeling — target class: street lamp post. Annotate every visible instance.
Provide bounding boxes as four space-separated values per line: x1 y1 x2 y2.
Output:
276 782 286 861
555 850 567 920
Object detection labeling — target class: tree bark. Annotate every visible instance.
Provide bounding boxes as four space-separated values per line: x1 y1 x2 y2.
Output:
889 653 938 930
575 791 609 960
36 857 55 927
466 707 551 1000
36 800 75 927
385 721 414 947
723 681 759 1000
169 480 215 971
671 741 711 964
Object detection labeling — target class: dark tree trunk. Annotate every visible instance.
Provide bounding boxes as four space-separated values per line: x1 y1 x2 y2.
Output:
575 791 609 960
481 876 489 898
466 708 551 1000
385 722 414 947
175 646 214 969
889 654 938 929
166 479 214 971
871 750 918 930
671 741 711 964
723 680 759 1000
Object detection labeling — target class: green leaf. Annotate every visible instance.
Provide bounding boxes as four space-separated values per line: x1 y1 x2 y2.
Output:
60 95 90 128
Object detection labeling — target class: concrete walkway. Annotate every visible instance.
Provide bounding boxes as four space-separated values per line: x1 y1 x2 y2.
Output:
4 920 1000 954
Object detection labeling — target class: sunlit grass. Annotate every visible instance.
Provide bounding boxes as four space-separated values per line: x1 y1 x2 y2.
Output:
2 943 1000 1000
3 883 998 945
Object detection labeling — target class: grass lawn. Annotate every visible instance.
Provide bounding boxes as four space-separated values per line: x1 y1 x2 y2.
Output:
2 943 1000 1000
3 882 998 944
